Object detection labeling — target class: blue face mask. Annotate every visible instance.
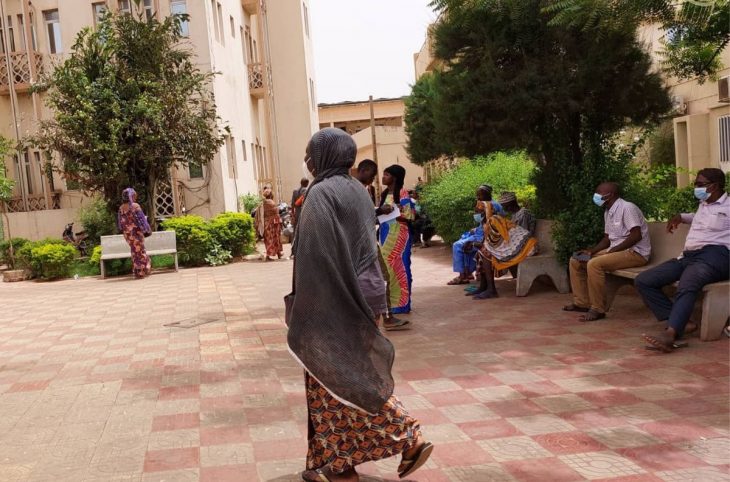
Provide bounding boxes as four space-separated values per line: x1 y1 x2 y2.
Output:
694 187 710 201
473 213 483 224
593 193 607 207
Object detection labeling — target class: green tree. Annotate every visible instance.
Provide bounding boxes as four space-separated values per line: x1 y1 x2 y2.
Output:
404 73 447 165
543 0 730 82
34 1 225 220
425 0 671 214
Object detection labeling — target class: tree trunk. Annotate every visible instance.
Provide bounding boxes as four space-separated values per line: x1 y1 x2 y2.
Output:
2 207 14 269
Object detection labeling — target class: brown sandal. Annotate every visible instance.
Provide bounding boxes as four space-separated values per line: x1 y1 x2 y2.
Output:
643 332 675 353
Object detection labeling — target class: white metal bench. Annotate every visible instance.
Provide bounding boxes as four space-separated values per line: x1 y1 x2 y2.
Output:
100 231 179 279
605 222 730 341
516 220 570 296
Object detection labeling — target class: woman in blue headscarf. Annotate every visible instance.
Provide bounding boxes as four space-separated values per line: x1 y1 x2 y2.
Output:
118 188 152 278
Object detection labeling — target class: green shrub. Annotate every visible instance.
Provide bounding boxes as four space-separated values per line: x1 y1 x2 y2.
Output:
16 238 70 274
205 243 233 266
79 198 117 245
163 215 214 266
421 151 536 243
239 193 262 214
89 245 102 266
207 212 256 257
30 243 76 280
0 237 29 269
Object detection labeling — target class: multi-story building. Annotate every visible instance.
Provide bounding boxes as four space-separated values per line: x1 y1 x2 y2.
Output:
640 24 729 186
318 97 424 190
0 0 318 240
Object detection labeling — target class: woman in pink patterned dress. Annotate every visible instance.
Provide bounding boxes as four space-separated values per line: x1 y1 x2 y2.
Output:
117 187 152 279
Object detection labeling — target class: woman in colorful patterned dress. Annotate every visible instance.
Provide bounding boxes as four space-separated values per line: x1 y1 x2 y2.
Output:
288 129 433 482
117 187 152 279
378 165 415 315
256 185 284 260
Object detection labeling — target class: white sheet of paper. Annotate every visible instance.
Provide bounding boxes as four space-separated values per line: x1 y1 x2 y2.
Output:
377 206 401 224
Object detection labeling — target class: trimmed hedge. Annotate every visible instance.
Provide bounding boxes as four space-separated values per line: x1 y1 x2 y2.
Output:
162 215 214 266
31 243 77 280
207 212 256 257
0 237 29 269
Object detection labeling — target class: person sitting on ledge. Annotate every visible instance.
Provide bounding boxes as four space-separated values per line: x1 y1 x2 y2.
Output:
563 182 651 321
447 184 503 285
639 168 729 353
471 192 538 299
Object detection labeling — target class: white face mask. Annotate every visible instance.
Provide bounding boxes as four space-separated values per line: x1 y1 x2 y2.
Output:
302 160 314 183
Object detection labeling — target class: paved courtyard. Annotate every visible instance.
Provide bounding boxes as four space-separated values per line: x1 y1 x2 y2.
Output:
0 244 728 481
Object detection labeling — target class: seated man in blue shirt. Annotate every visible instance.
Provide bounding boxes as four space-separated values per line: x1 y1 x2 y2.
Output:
447 184 503 285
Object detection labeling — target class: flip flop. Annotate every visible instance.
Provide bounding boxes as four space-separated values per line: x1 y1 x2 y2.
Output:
384 319 411 331
579 310 606 322
473 290 498 300
398 441 434 479
642 333 676 353
301 469 329 482
447 277 470 285
563 304 590 313
645 340 688 351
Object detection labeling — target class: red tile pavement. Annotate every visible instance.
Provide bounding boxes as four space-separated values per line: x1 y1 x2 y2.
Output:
0 241 727 481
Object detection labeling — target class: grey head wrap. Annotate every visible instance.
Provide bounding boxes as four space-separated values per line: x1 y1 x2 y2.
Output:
287 128 395 414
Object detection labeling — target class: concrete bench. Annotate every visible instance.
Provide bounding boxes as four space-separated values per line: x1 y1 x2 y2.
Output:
605 222 729 341
100 231 179 279
516 220 570 296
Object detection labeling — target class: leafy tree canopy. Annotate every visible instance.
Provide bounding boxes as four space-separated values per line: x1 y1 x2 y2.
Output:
34 1 226 217
404 72 448 165
424 0 671 170
543 0 730 82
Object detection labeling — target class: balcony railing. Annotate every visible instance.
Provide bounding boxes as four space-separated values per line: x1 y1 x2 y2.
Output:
2 193 61 213
0 51 44 95
247 62 265 98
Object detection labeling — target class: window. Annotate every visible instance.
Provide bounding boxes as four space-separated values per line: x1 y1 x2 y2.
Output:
303 2 310 38
189 162 204 179
230 16 235 38
143 0 155 20
309 78 316 110
6 16 15 52
118 0 131 14
210 0 219 42
721 116 730 164
241 140 247 162
170 0 189 37
217 3 225 45
0 19 5 54
17 15 25 51
226 136 238 179
43 10 62 54
93 3 107 28
244 26 254 63
14 152 34 195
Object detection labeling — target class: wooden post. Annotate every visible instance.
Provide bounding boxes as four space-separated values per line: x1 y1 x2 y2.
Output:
369 95 378 164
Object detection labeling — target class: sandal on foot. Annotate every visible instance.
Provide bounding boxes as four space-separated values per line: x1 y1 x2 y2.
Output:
473 290 498 300
447 276 470 285
398 441 434 479
563 304 590 313
464 285 480 293
384 319 411 331
579 310 606 322
642 332 676 353
302 469 329 482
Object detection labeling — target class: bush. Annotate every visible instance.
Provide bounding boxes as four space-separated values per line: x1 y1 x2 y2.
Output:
79 198 117 245
29 242 76 280
163 215 214 266
0 237 29 269
89 245 102 266
16 238 70 273
205 243 233 266
239 193 262 214
207 212 256 257
421 151 536 243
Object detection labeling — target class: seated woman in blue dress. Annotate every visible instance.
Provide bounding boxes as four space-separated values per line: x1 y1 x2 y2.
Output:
447 184 503 285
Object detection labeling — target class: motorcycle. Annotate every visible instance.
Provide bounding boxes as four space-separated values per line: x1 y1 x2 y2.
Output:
62 223 89 257
279 203 294 243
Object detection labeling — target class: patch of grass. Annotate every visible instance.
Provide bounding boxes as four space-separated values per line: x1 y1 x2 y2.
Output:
152 254 176 269
72 254 175 279
72 259 100 278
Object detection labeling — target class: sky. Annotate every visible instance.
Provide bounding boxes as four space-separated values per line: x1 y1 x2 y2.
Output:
309 0 438 104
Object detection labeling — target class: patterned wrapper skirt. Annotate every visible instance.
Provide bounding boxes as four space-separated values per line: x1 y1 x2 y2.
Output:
264 217 283 257
305 373 420 474
123 231 151 278
378 220 412 314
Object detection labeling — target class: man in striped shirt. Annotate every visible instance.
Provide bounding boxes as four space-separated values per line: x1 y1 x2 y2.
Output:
564 182 651 322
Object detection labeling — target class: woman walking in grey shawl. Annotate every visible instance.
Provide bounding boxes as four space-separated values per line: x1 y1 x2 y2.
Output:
288 128 433 482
